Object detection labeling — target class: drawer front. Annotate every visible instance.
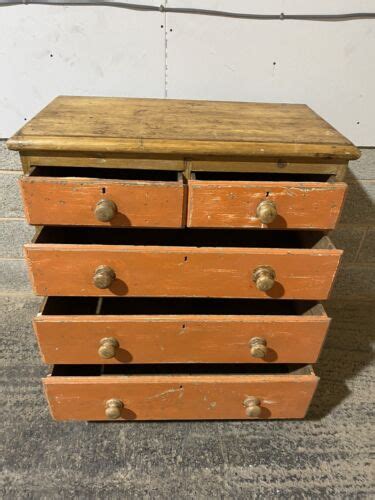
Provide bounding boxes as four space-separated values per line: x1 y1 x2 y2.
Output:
44 372 318 420
25 245 341 299
20 177 185 227
187 181 347 229
34 314 329 364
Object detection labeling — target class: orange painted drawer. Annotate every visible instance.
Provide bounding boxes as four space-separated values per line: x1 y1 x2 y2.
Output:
25 228 341 300
35 298 329 364
20 167 185 228
44 364 318 421
187 172 347 229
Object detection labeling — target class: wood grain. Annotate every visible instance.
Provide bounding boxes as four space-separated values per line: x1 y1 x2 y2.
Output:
188 180 347 229
21 153 185 171
20 152 347 177
7 96 360 159
24 244 342 299
20 176 185 227
44 371 318 420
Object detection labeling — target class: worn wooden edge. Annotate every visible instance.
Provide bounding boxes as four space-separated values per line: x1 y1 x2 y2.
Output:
334 176 349 222
18 177 32 222
20 152 186 171
7 136 360 160
33 313 330 324
21 175 184 187
15 152 354 177
188 180 348 189
43 371 318 386
37 297 48 315
24 243 343 256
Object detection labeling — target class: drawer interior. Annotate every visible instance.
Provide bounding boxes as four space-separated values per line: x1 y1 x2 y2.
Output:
34 227 335 249
40 296 324 317
29 166 181 182
192 171 333 182
51 363 314 377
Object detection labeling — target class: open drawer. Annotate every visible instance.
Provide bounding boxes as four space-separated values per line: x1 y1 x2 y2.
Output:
19 167 185 228
35 298 330 365
188 171 347 229
25 228 341 299
44 364 318 421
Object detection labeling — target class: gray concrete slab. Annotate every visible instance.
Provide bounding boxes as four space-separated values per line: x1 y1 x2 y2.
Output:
0 141 22 171
340 181 375 225
329 226 365 264
331 265 375 299
0 296 373 498
346 148 375 181
0 171 23 217
0 220 34 259
357 228 375 263
0 259 31 293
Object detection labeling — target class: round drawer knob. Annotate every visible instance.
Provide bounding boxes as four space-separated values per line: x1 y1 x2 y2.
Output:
95 199 117 222
256 200 277 224
249 337 267 358
244 396 262 418
252 266 276 292
105 399 124 419
93 265 116 289
98 337 119 359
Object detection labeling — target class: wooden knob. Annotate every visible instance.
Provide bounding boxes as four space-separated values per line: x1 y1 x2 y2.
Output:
98 337 119 359
93 265 116 289
244 396 262 418
252 266 276 292
95 199 117 222
256 200 277 224
249 337 267 358
105 399 124 419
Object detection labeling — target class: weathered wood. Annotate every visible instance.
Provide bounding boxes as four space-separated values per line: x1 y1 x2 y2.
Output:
24 242 342 299
20 152 348 176
8 96 360 159
10 96 357 422
34 307 329 364
20 175 186 228
21 152 185 171
190 158 347 175
44 368 319 420
188 180 347 229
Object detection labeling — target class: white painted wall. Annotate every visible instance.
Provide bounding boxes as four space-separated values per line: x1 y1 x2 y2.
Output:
1 0 374 145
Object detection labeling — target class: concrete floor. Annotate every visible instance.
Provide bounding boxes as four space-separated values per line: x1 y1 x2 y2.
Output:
1 295 374 498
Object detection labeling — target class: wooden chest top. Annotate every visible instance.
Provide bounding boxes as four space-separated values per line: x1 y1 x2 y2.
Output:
7 96 359 159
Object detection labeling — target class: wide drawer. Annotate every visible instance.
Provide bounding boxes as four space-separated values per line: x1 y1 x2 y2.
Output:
20 167 185 228
44 364 318 421
25 228 341 299
35 298 329 364
187 172 347 229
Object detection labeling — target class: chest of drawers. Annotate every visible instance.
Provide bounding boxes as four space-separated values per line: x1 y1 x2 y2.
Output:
8 96 360 421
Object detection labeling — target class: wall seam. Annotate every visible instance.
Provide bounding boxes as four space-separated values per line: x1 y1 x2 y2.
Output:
164 0 168 98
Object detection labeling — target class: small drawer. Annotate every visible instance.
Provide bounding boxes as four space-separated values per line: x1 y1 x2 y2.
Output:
187 171 347 229
25 228 341 299
20 167 185 228
44 364 319 421
35 298 330 364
